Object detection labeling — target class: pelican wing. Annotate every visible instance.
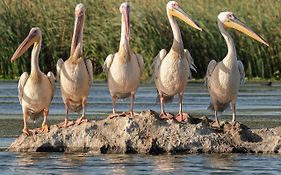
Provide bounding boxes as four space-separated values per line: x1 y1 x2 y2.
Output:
135 53 144 74
85 59 93 85
152 49 167 81
238 60 245 84
184 49 197 79
204 60 217 87
103 54 114 77
47 72 56 99
18 72 29 105
56 58 64 81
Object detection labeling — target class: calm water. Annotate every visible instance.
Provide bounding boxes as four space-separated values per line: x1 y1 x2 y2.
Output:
0 81 281 174
0 81 281 120
1 150 281 174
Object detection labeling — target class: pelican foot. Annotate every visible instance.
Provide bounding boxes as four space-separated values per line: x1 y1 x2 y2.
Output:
22 128 36 136
159 112 174 120
58 120 74 128
230 120 238 126
108 113 120 119
109 112 138 119
121 112 139 118
40 124 49 133
174 113 189 122
75 117 88 125
211 120 221 128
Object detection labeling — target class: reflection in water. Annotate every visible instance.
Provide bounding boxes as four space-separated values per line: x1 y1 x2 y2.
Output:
1 152 281 174
13 152 88 174
206 154 237 170
102 154 127 174
16 152 47 167
152 155 180 173
61 153 87 167
14 152 50 173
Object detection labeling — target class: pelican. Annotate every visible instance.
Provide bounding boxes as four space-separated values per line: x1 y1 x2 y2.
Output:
10 27 55 135
57 3 93 127
152 1 202 122
205 11 269 126
103 2 144 118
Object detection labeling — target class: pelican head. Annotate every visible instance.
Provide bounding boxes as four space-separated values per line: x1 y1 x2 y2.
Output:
218 11 269 46
167 1 202 31
71 3 86 57
11 27 42 62
120 2 130 40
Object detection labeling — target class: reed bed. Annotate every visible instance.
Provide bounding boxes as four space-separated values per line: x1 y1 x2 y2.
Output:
0 0 280 80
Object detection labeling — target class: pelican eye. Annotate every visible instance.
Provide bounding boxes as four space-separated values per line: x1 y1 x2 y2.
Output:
31 30 38 35
172 3 177 8
227 13 235 20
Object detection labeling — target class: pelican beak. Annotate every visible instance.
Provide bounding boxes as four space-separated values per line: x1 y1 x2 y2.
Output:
224 17 269 46
71 5 85 56
170 6 202 31
11 30 38 62
122 4 130 40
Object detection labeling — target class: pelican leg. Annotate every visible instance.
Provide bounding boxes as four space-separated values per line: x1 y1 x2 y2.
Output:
40 109 49 133
231 100 236 123
159 94 173 120
130 93 134 116
59 98 74 128
120 93 139 117
128 93 138 117
22 110 33 136
213 110 221 128
112 95 117 114
109 95 120 119
174 93 189 122
160 94 164 114
75 98 88 125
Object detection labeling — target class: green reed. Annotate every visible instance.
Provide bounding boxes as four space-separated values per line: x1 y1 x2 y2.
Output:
0 0 280 80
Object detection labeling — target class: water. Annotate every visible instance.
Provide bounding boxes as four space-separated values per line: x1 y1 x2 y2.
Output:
0 151 281 174
0 81 281 120
0 81 281 174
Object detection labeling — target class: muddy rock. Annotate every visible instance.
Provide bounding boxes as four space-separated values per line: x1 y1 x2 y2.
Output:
8 110 281 154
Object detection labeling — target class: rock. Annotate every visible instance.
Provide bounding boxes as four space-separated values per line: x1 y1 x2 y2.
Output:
7 110 281 154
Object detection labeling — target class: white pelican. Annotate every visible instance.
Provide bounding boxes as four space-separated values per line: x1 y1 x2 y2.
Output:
57 3 93 127
205 11 269 126
152 1 202 122
103 2 144 118
10 27 56 135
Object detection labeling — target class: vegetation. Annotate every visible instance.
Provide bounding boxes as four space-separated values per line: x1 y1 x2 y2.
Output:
0 0 280 80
